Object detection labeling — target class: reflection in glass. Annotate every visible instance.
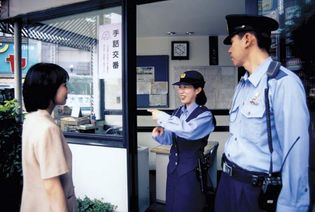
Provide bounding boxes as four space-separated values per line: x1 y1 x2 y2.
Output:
21 7 123 137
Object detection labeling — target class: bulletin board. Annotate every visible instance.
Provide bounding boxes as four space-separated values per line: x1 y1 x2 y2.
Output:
137 55 169 108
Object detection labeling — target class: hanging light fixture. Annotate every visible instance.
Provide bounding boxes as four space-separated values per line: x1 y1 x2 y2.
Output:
185 32 194 35
167 32 176 35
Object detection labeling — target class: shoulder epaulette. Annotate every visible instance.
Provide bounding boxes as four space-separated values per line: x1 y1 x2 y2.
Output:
266 61 281 79
266 61 287 80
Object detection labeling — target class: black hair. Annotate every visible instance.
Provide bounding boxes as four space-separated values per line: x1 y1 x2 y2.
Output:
193 85 207 106
23 63 69 112
238 31 272 53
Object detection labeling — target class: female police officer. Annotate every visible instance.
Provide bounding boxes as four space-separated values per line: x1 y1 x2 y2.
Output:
148 70 215 212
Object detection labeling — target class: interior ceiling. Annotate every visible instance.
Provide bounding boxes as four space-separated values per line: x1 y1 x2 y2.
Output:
0 0 247 50
137 0 246 37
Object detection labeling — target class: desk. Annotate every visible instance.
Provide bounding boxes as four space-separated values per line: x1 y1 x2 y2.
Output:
151 141 219 203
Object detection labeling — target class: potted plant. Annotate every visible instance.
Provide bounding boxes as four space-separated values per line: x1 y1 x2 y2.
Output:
0 100 23 211
77 196 117 212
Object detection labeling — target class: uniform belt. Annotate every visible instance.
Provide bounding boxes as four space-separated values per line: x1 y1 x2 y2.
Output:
222 154 280 187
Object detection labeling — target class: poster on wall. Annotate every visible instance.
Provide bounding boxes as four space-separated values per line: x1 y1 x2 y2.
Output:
149 94 167 107
98 23 122 80
137 66 155 82
137 66 154 94
137 55 169 108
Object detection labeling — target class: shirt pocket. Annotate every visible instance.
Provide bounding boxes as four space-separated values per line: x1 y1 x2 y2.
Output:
240 101 266 143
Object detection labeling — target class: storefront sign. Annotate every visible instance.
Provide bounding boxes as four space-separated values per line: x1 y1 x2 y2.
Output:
0 42 38 75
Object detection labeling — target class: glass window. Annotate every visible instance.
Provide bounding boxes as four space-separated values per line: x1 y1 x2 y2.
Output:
21 7 123 138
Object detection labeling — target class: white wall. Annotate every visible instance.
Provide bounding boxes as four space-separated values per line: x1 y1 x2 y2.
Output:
69 143 128 212
137 35 233 170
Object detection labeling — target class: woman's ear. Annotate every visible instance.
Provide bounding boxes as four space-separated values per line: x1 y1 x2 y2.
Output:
195 87 202 95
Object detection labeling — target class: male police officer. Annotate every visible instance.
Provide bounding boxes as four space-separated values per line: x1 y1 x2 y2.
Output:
215 14 310 211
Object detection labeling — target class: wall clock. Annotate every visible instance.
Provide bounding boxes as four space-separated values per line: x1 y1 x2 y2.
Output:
171 41 189 60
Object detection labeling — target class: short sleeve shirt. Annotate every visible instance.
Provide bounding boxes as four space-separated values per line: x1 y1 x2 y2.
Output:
20 110 76 212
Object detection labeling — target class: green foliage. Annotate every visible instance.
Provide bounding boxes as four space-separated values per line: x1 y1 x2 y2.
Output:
77 196 117 212
0 100 22 181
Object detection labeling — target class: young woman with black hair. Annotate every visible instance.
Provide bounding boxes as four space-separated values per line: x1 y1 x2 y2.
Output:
148 70 216 212
21 63 76 212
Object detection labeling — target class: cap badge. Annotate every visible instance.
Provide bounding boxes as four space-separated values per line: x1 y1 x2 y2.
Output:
180 73 186 79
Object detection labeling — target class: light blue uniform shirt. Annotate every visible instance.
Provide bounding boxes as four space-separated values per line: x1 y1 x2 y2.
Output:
225 57 310 211
153 102 215 144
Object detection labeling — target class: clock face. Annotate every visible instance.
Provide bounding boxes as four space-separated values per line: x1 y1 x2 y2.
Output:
174 43 187 56
172 41 189 60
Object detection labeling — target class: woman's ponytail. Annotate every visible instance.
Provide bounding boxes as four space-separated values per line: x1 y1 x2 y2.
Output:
196 89 207 105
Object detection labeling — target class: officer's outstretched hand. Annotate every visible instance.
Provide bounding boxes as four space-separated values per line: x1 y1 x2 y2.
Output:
147 109 161 120
152 127 164 137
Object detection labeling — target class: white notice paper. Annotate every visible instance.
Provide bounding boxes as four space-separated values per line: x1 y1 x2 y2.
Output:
137 66 155 82
151 82 168 94
149 94 167 106
137 82 151 94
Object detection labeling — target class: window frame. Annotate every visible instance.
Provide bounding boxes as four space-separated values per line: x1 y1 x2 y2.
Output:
1 1 127 146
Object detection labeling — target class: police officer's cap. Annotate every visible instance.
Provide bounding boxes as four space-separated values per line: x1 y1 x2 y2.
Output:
223 14 279 45
173 70 205 88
